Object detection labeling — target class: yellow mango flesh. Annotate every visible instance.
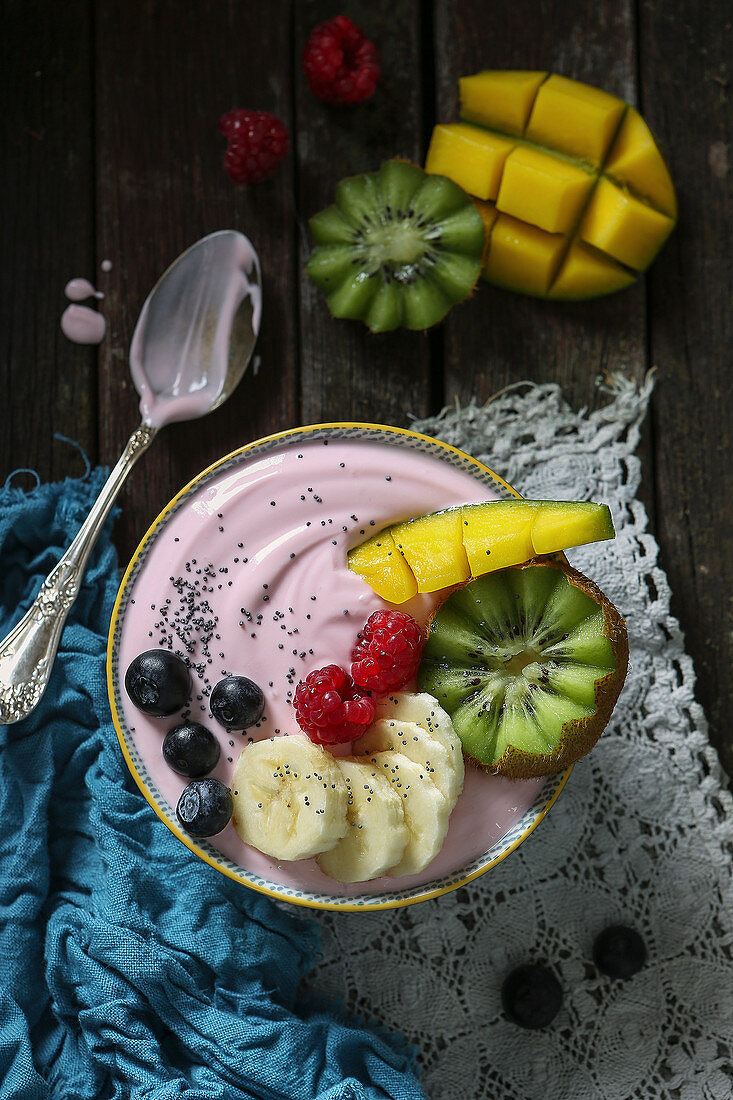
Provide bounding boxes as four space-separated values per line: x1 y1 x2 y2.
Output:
525 74 626 166
346 530 417 603
425 123 515 202
460 70 547 136
529 501 615 553
605 107 677 218
580 177 675 270
484 212 567 297
551 241 636 300
391 510 470 592
497 145 596 234
348 500 615 602
460 502 536 573
424 70 676 299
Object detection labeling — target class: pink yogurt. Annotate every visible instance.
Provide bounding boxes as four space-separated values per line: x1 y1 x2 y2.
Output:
60 303 106 344
115 434 542 897
129 231 261 429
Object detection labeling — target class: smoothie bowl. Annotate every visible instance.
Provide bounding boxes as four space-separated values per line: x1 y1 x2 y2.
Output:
107 423 623 910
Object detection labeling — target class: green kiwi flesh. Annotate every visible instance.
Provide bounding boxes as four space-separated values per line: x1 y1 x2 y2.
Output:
417 558 629 778
306 160 484 332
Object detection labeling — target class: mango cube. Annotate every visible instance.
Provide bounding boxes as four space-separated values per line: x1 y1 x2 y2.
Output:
347 530 417 604
526 74 625 165
460 70 547 136
426 123 515 201
552 241 636 299
580 177 674 270
605 107 677 217
461 502 536 574
530 502 614 554
392 509 470 592
497 146 596 234
484 214 567 296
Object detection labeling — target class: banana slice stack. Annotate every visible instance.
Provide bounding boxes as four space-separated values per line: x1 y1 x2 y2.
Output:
231 693 465 883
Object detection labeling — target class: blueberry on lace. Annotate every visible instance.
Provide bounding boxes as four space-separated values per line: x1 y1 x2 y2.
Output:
593 925 647 979
501 964 563 1029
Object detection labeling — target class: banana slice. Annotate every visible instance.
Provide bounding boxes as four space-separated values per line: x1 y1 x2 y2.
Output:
316 758 409 883
231 735 348 861
353 718 464 805
372 692 465 789
374 691 464 756
366 751 451 877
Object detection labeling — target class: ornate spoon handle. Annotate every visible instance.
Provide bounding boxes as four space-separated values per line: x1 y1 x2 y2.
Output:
0 424 158 724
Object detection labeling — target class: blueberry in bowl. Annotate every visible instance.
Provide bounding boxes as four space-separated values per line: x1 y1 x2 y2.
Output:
176 778 233 838
163 722 220 777
125 650 191 717
210 675 264 731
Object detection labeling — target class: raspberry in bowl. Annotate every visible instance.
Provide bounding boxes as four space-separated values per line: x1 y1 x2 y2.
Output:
107 424 572 910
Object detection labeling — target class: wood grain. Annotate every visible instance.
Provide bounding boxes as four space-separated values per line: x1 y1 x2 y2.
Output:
294 0 436 426
639 0 733 777
0 1 97 484
95 0 299 563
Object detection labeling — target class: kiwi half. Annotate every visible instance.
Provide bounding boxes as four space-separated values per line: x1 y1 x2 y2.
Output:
417 558 628 779
306 159 485 332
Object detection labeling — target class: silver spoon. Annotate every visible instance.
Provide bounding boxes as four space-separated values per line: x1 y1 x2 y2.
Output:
0 230 261 724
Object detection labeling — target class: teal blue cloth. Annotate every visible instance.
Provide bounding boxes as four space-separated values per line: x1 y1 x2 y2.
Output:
0 470 424 1100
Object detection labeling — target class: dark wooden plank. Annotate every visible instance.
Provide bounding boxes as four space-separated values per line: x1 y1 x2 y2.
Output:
95 0 298 565
434 0 648 414
294 0 435 425
0 1 96 485
640 1 733 779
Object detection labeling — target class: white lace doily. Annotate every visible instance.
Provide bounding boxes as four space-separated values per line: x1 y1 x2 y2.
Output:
304 376 733 1100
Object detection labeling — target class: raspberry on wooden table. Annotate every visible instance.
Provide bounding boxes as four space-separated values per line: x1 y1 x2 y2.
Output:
294 664 376 745
351 610 424 694
218 109 289 184
302 15 380 105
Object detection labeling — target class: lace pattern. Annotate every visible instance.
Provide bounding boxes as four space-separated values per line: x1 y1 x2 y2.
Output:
303 376 733 1099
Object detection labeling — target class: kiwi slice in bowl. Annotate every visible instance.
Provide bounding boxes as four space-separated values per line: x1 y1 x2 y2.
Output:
306 159 485 332
417 558 628 779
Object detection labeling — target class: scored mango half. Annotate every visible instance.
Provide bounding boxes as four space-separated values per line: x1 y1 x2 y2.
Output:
347 499 615 603
425 71 676 299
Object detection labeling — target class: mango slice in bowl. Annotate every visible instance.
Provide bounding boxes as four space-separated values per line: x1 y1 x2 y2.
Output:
347 498 615 602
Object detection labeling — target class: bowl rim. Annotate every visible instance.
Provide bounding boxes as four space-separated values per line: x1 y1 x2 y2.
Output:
106 421 572 911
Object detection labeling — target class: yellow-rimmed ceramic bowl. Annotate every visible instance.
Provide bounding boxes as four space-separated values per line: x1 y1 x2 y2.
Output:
107 423 571 911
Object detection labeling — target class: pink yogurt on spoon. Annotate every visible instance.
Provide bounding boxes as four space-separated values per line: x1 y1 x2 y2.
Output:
129 231 261 429
114 432 542 899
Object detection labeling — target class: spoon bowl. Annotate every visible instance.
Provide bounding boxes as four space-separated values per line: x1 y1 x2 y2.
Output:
0 231 262 724
130 230 262 427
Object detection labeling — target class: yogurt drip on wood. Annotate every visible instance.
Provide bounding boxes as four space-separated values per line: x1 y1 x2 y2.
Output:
64 277 104 302
61 276 106 344
60 304 106 344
